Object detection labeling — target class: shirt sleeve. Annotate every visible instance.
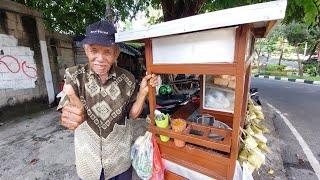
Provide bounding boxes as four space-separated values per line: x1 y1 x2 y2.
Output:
125 82 138 118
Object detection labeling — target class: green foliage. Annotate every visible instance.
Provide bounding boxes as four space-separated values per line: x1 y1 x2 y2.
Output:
265 64 287 72
284 0 319 27
261 70 288 76
200 0 273 13
12 0 148 35
303 64 318 76
284 22 309 46
12 0 319 36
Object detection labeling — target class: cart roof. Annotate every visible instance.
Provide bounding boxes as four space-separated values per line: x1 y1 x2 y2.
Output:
116 0 287 42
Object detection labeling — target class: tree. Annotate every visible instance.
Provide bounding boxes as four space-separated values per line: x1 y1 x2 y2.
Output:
11 0 147 35
284 0 319 27
284 22 309 77
12 0 276 35
12 0 319 35
255 39 267 74
306 26 320 61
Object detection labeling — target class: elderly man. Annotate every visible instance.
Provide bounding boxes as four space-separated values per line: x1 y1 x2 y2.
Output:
58 20 158 180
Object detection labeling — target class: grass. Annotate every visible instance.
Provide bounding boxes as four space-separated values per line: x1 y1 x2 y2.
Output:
285 75 320 81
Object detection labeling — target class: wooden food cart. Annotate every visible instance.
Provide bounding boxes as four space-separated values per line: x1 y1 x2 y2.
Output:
116 1 287 179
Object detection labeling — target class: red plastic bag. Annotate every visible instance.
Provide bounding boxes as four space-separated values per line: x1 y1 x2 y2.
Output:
151 135 165 180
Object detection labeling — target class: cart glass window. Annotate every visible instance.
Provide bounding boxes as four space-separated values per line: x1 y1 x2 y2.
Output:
203 75 235 113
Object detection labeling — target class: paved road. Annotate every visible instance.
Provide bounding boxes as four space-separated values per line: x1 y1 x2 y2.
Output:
252 78 320 180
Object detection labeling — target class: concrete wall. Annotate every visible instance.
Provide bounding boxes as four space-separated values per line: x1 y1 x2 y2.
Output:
0 11 47 108
0 2 75 109
46 31 75 94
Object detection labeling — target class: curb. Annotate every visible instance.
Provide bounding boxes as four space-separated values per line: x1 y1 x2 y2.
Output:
253 75 320 85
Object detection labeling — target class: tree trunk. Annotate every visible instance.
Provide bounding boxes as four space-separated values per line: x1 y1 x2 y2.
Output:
105 0 114 23
278 49 283 65
296 46 303 77
307 41 320 61
318 47 320 75
318 60 320 76
160 0 206 21
278 40 284 65
255 50 261 74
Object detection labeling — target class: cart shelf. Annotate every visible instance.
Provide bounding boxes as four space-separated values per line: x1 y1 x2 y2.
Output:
149 122 232 153
156 136 231 179
149 63 237 75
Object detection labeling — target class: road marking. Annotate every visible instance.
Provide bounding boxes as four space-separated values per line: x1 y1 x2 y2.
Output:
267 102 320 179
296 79 305 83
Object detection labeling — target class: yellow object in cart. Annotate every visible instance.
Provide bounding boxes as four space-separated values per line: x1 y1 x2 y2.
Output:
155 113 170 142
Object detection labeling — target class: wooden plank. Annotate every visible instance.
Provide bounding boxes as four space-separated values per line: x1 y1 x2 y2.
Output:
240 64 252 127
228 24 250 179
149 125 231 153
145 39 156 124
253 27 266 38
150 63 236 75
165 170 187 180
246 58 252 70
264 20 277 37
157 138 229 179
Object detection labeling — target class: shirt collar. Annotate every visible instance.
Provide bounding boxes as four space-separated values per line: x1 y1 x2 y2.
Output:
87 64 117 79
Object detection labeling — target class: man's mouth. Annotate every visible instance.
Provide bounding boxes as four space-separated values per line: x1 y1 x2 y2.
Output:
94 64 107 69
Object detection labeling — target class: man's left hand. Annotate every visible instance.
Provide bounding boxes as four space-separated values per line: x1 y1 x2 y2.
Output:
139 73 159 96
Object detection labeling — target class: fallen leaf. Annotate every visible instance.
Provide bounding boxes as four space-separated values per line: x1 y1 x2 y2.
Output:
268 168 274 175
30 158 38 165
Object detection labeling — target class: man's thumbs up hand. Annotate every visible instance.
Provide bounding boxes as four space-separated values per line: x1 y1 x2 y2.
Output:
61 84 84 130
63 84 83 109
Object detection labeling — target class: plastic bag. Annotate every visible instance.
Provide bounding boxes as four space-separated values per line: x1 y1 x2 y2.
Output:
151 135 165 180
131 131 153 180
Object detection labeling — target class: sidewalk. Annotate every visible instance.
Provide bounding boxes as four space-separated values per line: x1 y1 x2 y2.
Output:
0 108 146 180
252 101 287 180
0 108 77 179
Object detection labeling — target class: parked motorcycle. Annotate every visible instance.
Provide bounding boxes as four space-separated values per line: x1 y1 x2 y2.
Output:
250 88 262 105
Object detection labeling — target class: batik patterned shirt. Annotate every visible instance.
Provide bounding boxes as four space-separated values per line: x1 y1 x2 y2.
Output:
58 64 137 179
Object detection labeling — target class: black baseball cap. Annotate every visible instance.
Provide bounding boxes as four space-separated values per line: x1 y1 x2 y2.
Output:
82 20 117 47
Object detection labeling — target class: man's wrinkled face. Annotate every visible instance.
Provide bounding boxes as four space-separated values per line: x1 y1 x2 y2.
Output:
84 44 119 76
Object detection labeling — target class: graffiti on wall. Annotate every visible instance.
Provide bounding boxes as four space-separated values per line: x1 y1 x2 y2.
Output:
0 34 38 90
0 55 37 78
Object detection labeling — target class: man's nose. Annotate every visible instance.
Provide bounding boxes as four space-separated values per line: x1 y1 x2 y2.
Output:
95 54 105 62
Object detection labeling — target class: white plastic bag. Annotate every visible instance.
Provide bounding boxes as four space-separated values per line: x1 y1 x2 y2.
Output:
233 161 254 180
131 131 153 180
242 162 254 180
